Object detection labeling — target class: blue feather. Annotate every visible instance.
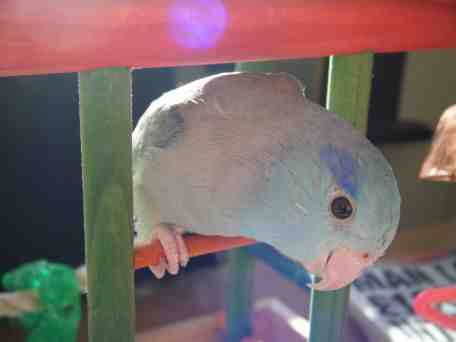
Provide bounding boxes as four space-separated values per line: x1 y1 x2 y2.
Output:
319 144 358 199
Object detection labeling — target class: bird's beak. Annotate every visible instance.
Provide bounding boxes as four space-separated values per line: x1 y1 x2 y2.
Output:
304 247 380 291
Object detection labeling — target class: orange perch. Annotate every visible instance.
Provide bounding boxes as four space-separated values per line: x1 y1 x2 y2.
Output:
134 235 256 270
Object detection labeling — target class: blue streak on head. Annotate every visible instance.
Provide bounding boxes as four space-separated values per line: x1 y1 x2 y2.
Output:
319 144 359 199
169 0 227 50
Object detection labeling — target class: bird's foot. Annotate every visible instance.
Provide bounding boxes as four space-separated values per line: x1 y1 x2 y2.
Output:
149 223 189 278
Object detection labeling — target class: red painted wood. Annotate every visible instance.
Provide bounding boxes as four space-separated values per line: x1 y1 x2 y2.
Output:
1 0 455 77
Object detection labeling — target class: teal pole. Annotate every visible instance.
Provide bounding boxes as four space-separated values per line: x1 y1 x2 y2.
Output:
248 243 311 290
225 247 256 342
79 68 135 342
224 61 260 342
308 53 374 342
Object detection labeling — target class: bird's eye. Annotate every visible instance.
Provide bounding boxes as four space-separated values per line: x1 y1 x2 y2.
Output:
330 196 353 220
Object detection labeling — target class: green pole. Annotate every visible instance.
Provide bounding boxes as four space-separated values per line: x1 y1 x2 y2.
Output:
308 53 374 342
224 62 259 342
225 248 256 342
79 68 135 342
326 54 373 130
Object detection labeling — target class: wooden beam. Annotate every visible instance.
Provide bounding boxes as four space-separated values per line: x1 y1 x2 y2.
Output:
309 53 374 342
79 68 135 342
1 1 456 76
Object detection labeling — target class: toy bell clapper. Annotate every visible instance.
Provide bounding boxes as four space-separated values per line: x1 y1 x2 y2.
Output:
415 105 456 330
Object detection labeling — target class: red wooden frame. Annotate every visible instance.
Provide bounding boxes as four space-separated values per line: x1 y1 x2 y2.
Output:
1 0 455 77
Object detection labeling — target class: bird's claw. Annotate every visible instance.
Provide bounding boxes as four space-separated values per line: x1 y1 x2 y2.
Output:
148 224 189 278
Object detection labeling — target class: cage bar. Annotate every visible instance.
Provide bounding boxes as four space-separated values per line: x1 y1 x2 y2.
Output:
225 247 256 342
308 53 374 342
79 68 135 342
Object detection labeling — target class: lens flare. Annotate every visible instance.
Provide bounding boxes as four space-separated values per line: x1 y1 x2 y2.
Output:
169 0 227 50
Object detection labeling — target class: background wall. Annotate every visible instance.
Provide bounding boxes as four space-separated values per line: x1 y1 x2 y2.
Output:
382 49 456 229
1 68 176 275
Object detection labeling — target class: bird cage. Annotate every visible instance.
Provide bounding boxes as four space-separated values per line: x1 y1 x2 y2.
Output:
1 1 456 341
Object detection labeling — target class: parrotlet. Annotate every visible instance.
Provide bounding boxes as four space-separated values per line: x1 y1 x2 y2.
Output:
132 72 401 291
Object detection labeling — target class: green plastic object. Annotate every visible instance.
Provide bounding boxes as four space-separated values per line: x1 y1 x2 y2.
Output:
2 260 81 342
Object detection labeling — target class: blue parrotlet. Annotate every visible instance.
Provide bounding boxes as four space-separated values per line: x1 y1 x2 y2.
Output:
132 72 401 291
